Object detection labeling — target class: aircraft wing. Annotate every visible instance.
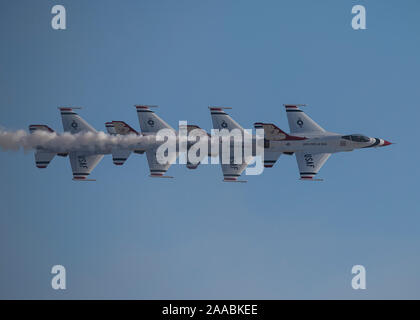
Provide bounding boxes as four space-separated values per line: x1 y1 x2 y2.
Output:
146 146 176 178
110 148 131 166
221 161 249 182
60 108 97 133
210 107 244 132
34 151 55 169
135 105 173 133
263 151 282 168
295 152 331 180
69 152 104 180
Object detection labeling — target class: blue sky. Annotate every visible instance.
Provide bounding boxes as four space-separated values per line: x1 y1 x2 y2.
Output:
0 0 419 299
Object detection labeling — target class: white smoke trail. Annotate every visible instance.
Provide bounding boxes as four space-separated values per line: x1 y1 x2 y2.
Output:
0 128 156 153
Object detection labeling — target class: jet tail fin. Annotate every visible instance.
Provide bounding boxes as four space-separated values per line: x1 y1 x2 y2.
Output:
135 105 173 133
283 104 325 134
209 107 244 132
59 107 97 133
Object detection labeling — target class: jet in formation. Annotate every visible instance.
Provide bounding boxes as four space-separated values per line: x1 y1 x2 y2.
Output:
28 104 392 181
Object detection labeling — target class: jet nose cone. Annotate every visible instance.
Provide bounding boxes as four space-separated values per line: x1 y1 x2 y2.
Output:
382 140 392 147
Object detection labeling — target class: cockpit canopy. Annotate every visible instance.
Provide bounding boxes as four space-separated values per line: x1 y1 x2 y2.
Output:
342 134 370 143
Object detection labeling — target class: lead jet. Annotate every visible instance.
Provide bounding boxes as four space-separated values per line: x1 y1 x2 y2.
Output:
254 104 392 180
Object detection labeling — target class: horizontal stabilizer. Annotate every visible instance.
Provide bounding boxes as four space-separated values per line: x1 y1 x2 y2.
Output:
181 124 210 136
254 123 306 141
112 121 138 135
29 124 55 134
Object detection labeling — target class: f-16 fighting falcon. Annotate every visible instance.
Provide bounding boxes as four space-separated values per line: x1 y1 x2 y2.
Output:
29 107 107 181
254 104 392 181
106 106 211 174
209 105 392 182
209 107 259 183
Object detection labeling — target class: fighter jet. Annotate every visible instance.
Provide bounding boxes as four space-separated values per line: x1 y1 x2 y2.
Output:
29 107 107 181
254 104 392 180
112 106 212 172
105 120 145 166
